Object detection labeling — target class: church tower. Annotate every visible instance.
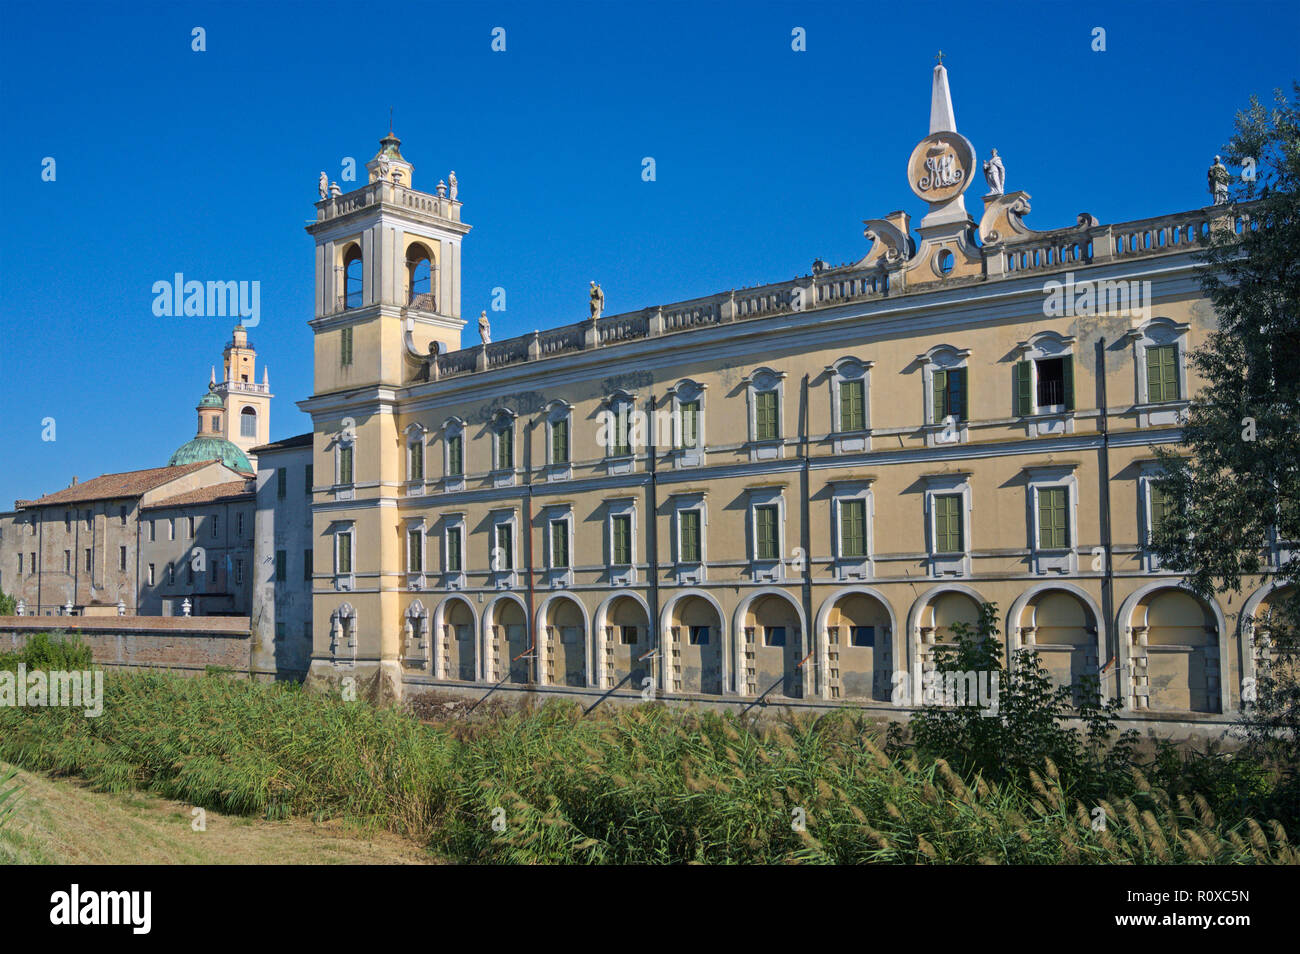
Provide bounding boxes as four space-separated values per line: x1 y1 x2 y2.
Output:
214 322 273 468
305 129 471 395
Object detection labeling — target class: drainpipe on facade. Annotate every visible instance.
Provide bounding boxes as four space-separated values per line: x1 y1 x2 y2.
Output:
523 418 537 685
73 507 80 614
799 374 814 699
36 510 44 615
647 395 662 695
1097 337 1117 703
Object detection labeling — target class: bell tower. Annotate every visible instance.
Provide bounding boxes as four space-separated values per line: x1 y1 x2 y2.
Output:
215 322 272 467
306 130 471 395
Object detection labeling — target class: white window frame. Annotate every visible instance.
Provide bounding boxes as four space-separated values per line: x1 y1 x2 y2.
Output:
923 474 972 578
1025 465 1078 575
330 520 356 591
666 379 707 469
1126 317 1191 427
442 417 466 492
1013 331 1077 436
744 368 787 461
545 400 574 481
605 498 637 586
488 509 517 589
745 486 786 582
404 422 428 496
917 345 972 447
491 410 517 487
405 516 426 590
543 505 574 588
442 512 466 589
830 480 874 581
828 358 874 453
669 492 708 584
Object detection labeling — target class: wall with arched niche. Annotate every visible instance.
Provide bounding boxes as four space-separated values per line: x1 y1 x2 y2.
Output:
816 588 895 701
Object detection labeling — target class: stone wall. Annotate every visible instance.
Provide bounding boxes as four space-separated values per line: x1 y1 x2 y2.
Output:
0 615 251 675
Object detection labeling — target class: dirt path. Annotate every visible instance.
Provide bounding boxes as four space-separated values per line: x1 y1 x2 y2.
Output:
0 763 436 865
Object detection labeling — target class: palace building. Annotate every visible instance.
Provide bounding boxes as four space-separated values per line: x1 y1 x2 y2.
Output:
299 64 1278 723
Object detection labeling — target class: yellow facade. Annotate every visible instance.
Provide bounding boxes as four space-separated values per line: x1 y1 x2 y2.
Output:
299 71 1276 725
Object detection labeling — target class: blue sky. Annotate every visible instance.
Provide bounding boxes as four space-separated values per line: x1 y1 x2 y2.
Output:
0 0 1296 508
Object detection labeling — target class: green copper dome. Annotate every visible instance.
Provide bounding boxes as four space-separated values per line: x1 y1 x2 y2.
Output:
198 390 224 410
169 437 253 474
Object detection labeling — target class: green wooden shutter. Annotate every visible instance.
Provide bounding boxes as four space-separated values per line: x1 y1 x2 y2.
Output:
756 391 778 440
338 532 352 574
932 369 947 424
447 527 461 572
612 515 632 565
275 550 286 581
1038 488 1069 549
841 499 866 557
498 426 513 469
1147 345 1178 403
448 435 462 475
410 443 423 480
840 380 864 431
340 446 353 484
551 418 569 463
551 520 569 568
935 495 963 552
681 510 700 562
1015 361 1033 416
408 530 422 572
756 505 779 560
1061 355 1075 411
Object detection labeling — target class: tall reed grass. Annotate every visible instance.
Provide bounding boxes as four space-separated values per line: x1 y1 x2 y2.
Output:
0 670 1292 864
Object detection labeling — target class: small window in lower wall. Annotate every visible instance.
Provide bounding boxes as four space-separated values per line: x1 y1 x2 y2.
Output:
620 625 638 645
764 626 787 647
689 625 710 645
850 625 874 647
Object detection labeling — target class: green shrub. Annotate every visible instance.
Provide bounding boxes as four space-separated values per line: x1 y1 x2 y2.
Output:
0 630 94 674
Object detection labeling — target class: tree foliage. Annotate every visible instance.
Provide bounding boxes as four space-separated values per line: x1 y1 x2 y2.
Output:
1151 83 1300 770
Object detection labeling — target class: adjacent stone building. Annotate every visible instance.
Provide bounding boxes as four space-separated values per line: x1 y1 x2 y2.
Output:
250 433 315 679
0 460 249 616
298 64 1279 725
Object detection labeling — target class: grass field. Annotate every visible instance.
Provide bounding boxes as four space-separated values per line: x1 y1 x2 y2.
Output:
0 762 435 865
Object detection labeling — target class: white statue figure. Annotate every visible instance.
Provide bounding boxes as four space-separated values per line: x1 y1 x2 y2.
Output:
589 281 605 320
983 148 1005 196
478 310 491 344
449 170 458 200
319 171 329 200
330 181 341 198
1208 155 1230 205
